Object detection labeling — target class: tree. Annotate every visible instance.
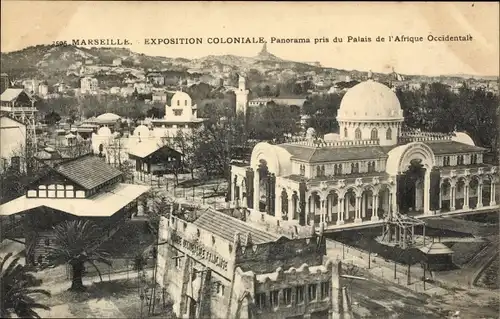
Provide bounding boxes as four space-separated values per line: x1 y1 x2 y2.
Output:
46 220 112 292
247 102 301 142
118 160 135 183
43 111 61 126
1 252 50 318
146 106 162 119
173 129 197 179
302 93 343 135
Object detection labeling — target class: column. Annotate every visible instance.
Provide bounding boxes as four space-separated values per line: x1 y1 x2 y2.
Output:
321 199 326 225
354 196 362 223
371 195 379 221
450 184 456 211
490 182 497 206
361 194 365 219
337 198 344 225
463 182 470 210
389 191 395 218
423 171 431 215
230 173 235 204
476 181 483 208
438 184 442 211
276 190 282 220
253 169 260 211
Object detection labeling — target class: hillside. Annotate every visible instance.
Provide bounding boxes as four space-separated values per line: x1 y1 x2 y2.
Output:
1 44 495 85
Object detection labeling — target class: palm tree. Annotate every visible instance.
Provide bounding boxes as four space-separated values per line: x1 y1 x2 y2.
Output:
1 252 51 318
46 220 112 292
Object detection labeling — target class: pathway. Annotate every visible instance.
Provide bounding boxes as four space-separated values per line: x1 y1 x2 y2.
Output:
325 239 448 295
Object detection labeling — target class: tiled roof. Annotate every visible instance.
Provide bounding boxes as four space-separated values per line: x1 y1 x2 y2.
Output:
55 155 123 190
193 209 280 245
278 144 389 163
425 141 487 154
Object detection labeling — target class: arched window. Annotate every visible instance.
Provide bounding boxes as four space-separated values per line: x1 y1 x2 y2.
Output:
321 165 325 176
316 166 321 177
185 99 188 106
370 128 378 140
351 163 355 174
338 164 342 175
386 128 392 140
333 164 338 175
355 128 361 140
355 163 359 173
344 127 348 138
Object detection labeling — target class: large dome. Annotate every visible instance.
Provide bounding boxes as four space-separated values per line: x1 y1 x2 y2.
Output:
337 80 404 122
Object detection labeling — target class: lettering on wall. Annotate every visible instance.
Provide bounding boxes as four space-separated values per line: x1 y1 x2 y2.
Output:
171 231 229 271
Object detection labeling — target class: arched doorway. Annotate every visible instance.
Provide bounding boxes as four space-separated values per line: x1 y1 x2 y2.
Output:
344 188 357 223
468 177 479 209
257 159 276 215
482 176 492 206
326 190 339 225
308 191 321 226
440 179 452 212
291 191 299 220
455 178 466 210
281 189 289 220
388 142 436 216
378 184 391 219
361 187 374 221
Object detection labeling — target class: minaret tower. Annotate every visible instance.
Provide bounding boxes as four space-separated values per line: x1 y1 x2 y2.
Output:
235 74 249 116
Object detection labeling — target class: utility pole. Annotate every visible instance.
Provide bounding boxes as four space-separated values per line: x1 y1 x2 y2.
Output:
407 255 411 286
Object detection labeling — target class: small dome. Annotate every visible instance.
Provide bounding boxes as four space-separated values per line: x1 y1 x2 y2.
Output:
96 113 121 122
337 80 404 122
171 91 192 107
97 126 112 136
452 132 475 146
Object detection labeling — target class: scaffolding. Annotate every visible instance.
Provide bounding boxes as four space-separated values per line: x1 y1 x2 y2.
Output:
379 212 426 249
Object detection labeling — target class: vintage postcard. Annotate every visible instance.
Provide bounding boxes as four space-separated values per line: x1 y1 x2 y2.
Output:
0 1 498 319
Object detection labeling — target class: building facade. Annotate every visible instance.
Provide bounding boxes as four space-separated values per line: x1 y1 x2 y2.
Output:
0 155 150 265
229 78 499 231
149 91 205 141
0 116 26 172
156 209 351 319
81 76 99 94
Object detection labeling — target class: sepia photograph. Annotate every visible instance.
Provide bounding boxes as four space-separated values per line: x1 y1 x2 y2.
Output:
0 1 499 318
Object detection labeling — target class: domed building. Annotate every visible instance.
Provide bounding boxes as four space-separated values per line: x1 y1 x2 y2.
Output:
230 76 498 231
149 91 206 142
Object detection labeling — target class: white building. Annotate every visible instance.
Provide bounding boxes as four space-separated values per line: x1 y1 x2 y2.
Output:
38 83 48 97
235 75 249 115
23 79 40 95
80 77 99 94
0 116 26 172
230 76 499 231
112 58 122 66
149 91 205 141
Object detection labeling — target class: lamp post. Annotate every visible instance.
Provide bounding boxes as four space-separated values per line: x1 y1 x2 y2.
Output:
394 244 400 280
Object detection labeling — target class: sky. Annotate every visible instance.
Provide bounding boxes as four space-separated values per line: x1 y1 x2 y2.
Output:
1 1 499 76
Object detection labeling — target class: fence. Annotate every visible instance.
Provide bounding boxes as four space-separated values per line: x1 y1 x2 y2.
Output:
326 239 436 294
